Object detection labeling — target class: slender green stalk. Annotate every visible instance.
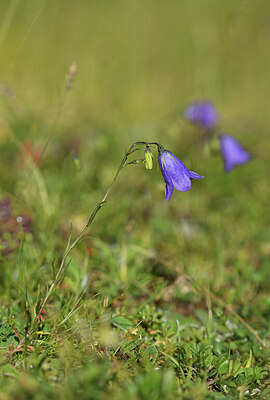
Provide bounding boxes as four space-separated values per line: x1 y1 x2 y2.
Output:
38 141 159 316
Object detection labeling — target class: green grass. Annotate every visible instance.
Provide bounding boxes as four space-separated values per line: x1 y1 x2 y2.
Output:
0 1 270 399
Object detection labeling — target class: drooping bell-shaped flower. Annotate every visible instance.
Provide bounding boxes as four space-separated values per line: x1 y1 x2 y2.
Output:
219 134 251 172
184 101 219 130
158 146 204 201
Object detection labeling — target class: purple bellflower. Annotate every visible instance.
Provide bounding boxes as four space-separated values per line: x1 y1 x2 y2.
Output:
158 146 204 201
184 100 219 130
219 134 251 172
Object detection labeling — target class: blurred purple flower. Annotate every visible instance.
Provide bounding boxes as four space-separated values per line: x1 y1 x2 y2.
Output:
158 146 204 201
184 101 219 130
0 198 12 223
0 196 33 256
219 134 251 172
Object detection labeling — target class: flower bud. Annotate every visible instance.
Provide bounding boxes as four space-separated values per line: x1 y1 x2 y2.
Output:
72 153 82 171
144 146 153 170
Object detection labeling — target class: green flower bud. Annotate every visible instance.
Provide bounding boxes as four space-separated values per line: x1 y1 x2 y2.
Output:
72 153 82 171
144 146 153 170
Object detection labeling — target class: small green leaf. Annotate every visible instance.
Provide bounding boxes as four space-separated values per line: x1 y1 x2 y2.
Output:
244 349 253 368
121 336 141 352
111 316 133 332
218 359 229 375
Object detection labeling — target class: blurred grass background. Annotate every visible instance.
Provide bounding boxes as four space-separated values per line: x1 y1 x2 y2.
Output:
0 1 270 398
1 0 270 129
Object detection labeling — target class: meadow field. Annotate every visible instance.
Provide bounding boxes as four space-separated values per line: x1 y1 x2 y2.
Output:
0 1 270 399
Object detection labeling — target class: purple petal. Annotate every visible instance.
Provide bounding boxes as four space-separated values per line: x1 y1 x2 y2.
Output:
159 153 174 200
172 173 192 192
201 102 219 130
158 154 172 185
166 151 190 175
159 149 204 199
184 101 219 130
165 183 174 201
219 134 251 172
162 152 192 192
188 170 204 180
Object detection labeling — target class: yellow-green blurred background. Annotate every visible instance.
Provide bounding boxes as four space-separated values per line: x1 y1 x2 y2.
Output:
1 0 270 137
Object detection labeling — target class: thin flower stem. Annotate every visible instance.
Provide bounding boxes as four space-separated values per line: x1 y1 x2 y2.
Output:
38 141 157 316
